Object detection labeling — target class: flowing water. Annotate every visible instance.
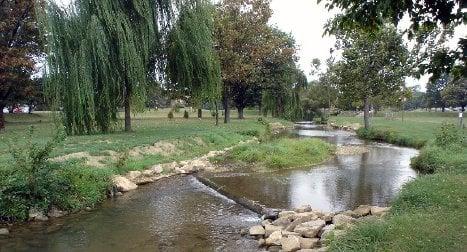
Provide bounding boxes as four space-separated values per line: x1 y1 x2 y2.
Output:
205 125 418 212
0 124 418 251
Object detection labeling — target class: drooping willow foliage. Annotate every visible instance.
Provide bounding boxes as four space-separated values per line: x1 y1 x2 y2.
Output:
165 0 221 107
37 0 219 135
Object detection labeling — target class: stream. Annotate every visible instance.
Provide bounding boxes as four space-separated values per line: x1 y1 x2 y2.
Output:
0 124 418 251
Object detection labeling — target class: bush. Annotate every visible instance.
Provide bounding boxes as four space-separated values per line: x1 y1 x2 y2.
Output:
168 110 174 119
183 110 189 119
434 122 463 147
0 127 65 220
0 127 112 221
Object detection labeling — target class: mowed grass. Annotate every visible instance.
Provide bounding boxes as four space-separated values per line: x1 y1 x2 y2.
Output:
212 138 335 170
0 109 287 220
0 108 281 172
329 111 463 147
328 111 467 252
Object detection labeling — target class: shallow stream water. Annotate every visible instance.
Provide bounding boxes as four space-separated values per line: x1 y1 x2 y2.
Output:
0 124 418 251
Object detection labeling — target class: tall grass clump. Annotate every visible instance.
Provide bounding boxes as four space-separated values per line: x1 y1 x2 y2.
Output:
0 127 111 221
411 123 466 174
357 127 426 148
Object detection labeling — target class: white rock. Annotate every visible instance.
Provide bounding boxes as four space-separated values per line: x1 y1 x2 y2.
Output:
126 171 142 181
353 205 371 217
265 224 283 237
332 214 355 226
29 208 49 221
0 228 9 235
293 220 325 238
279 211 296 219
295 205 313 213
299 237 319 249
281 235 301 252
286 213 319 232
371 206 390 216
151 164 164 174
113 175 138 192
47 207 68 218
265 230 282 246
249 225 265 236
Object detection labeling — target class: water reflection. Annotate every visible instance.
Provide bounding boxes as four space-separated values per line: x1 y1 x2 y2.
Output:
208 128 418 212
0 176 259 252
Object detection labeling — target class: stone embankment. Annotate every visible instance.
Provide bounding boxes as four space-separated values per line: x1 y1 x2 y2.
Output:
328 122 360 132
112 138 258 193
246 205 390 252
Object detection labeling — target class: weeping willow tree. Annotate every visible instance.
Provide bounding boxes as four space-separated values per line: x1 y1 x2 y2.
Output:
165 0 221 118
37 0 172 135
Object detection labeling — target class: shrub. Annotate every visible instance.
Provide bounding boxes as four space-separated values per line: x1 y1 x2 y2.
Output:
183 110 189 119
434 122 463 147
168 110 174 119
0 127 66 220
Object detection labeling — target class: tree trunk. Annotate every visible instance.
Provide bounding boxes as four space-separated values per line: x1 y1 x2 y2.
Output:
258 104 262 116
237 107 244 119
442 106 445 112
0 104 5 130
124 84 131 132
197 108 202 119
363 97 370 129
223 92 230 124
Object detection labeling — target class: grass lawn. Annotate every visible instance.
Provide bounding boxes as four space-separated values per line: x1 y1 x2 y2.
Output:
211 138 335 171
0 108 279 171
0 108 288 220
329 111 464 148
328 111 467 252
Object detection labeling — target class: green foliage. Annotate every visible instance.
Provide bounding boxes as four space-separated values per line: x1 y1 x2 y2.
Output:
434 122 463 147
166 0 221 105
183 110 189 119
411 123 466 174
357 127 426 149
216 138 334 170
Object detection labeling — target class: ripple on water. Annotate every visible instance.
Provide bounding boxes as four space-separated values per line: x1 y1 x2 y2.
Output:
0 176 260 252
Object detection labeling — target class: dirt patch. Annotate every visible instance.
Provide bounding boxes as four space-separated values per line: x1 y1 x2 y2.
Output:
128 141 177 157
336 145 369 155
50 152 112 168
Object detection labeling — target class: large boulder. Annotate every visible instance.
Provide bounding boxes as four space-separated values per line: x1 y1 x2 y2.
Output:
281 236 301 252
47 207 68 218
299 237 319 249
113 175 138 192
293 220 326 238
332 214 355 226
265 224 283 237
0 228 9 235
352 205 371 217
371 206 390 216
285 213 319 232
126 171 142 181
265 230 282 246
294 205 313 213
273 216 292 227
319 224 335 240
279 211 296 219
249 225 265 236
28 208 48 221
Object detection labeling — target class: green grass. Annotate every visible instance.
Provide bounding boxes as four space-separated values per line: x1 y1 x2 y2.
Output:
330 111 464 148
0 109 287 220
212 138 335 170
328 111 467 252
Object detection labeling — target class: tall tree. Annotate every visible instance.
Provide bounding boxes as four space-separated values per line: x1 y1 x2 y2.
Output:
331 25 409 129
0 0 40 130
38 0 172 134
166 1 221 118
321 0 466 81
213 0 272 122
442 77 467 111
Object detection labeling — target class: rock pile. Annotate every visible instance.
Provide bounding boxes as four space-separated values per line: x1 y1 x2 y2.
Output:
247 205 390 252
112 138 258 193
